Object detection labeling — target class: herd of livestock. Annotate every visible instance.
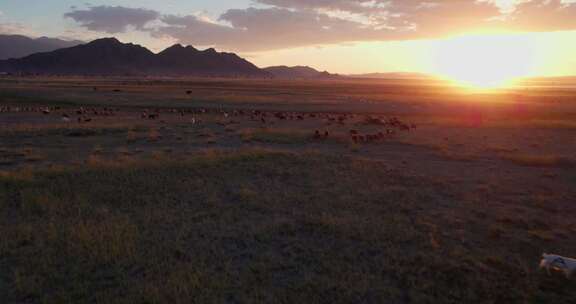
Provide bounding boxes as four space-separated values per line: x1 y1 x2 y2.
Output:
0 105 416 143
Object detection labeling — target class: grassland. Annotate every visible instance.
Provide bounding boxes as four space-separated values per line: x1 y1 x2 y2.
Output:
1 151 575 303
1 77 576 303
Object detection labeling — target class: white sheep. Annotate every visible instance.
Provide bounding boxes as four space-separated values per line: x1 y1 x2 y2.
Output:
540 253 576 279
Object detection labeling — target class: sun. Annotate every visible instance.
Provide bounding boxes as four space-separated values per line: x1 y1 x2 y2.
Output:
431 34 536 89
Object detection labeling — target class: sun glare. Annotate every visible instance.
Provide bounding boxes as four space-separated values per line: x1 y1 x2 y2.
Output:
431 34 536 89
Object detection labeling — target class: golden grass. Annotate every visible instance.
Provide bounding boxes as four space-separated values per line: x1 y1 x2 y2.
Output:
526 119 576 129
417 116 576 129
503 154 575 167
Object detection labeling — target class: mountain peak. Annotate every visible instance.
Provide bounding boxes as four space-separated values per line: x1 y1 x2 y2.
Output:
160 44 199 55
170 43 185 49
81 38 152 56
94 37 118 42
87 37 121 46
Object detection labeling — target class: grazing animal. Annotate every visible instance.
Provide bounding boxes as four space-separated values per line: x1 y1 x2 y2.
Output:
540 253 576 279
314 130 321 139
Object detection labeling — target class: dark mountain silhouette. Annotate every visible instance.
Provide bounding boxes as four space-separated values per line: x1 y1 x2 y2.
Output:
155 44 265 76
0 35 83 60
263 66 339 79
0 38 155 75
0 38 268 77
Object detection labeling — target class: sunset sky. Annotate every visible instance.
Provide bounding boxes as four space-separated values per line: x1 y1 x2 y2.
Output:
1 0 576 79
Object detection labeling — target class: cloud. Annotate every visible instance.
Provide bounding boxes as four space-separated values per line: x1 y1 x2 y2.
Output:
506 0 576 31
154 14 236 45
64 1 576 51
256 0 390 15
0 12 36 36
153 1 502 51
0 22 33 35
154 7 413 51
64 6 159 34
384 0 502 35
254 0 576 34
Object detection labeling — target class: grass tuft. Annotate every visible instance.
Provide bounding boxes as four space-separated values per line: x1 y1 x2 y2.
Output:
503 154 575 168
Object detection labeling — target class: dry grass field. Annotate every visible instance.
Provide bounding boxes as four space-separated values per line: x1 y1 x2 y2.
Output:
1 76 576 303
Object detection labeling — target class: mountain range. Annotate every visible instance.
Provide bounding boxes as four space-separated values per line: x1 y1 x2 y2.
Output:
0 35 83 60
0 38 269 77
0 35 448 80
0 36 344 79
263 66 339 79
